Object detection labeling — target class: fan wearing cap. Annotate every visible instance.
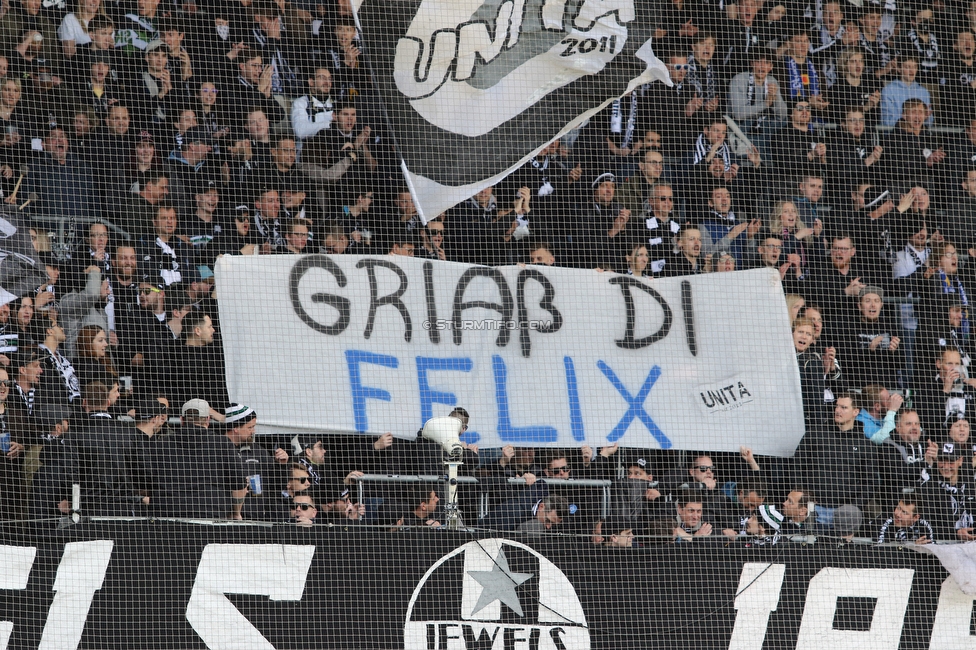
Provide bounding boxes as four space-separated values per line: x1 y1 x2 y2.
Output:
147 398 249 519
166 127 218 208
578 172 631 271
223 404 277 522
601 516 635 549
125 40 173 131
608 453 666 534
919 442 976 541
214 204 263 256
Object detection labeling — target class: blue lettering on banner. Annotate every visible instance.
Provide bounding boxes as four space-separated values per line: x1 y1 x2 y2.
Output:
416 357 480 444
597 362 670 448
346 350 399 432
492 355 558 443
563 356 586 442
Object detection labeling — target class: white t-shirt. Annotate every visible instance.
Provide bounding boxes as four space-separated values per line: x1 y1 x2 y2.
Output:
58 13 92 45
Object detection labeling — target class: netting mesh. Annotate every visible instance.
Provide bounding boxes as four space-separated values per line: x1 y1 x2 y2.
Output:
0 0 974 647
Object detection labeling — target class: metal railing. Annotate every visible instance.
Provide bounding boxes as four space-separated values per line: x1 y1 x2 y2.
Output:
351 474 612 519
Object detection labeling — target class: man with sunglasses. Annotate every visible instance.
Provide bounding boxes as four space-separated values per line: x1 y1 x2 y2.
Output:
275 463 313 522
679 454 732 523
291 493 318 527
419 219 448 262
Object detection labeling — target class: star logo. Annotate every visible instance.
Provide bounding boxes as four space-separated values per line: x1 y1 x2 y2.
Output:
467 548 534 617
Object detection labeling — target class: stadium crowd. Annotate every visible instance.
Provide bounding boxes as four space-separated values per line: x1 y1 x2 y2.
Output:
0 0 973 545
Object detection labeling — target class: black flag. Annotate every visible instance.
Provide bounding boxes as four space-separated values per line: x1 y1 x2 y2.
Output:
0 207 47 305
357 0 671 219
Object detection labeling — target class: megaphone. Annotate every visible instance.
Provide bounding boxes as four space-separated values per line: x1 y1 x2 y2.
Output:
422 416 464 459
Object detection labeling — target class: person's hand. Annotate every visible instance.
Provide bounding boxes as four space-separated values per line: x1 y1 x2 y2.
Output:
813 218 823 237
355 193 373 213
704 97 719 112
568 164 583 182
227 40 247 60
295 514 314 527
925 439 938 465
157 69 172 97
600 443 619 457
728 221 750 239
20 30 40 49
520 472 537 486
869 335 886 350
109 331 118 347
823 346 836 373
343 43 361 68
767 4 786 20
765 81 778 106
685 95 704 117
746 146 762 167
499 444 515 467
747 218 762 238
844 277 864 296
354 126 371 149
813 142 827 158
99 280 111 300
373 432 394 450
957 527 976 541
645 487 661 501
654 27 668 39
273 447 289 463
740 446 755 465
898 192 916 213
581 444 594 465
464 443 478 454
888 336 901 351
343 470 364 485
888 393 904 412
1 131 20 147
34 291 54 310
678 19 698 37
778 261 791 280
866 90 881 109
618 207 631 221
723 528 739 540
695 522 713 536
58 499 69 514
944 367 961 392
914 535 931 544
926 148 946 167
6 440 23 459
701 475 716 490
258 63 273 97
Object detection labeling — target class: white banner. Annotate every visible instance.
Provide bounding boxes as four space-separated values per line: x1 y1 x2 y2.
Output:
215 256 804 456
